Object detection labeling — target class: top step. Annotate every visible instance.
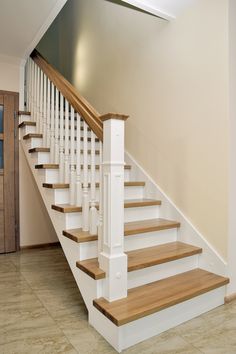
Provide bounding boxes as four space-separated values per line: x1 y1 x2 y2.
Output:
93 269 229 326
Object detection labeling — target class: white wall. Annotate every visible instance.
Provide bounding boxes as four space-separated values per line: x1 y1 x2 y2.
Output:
38 0 229 259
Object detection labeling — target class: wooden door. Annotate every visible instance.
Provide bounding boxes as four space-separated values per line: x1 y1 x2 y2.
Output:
0 91 19 253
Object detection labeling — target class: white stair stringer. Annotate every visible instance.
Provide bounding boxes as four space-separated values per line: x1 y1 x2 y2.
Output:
125 151 227 277
20 135 228 353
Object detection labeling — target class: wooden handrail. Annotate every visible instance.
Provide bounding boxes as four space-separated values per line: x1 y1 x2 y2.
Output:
31 49 104 140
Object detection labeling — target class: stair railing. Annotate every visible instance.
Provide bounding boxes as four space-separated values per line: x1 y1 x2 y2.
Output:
25 50 128 301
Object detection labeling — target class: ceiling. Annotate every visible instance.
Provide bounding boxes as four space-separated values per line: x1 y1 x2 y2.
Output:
122 0 195 20
0 0 67 63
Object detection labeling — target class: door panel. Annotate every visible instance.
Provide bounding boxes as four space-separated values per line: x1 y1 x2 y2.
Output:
0 91 19 253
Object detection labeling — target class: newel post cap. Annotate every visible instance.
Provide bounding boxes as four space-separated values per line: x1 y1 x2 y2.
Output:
100 113 129 122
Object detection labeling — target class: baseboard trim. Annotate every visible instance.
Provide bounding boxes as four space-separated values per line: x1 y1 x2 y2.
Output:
20 241 60 250
225 293 236 303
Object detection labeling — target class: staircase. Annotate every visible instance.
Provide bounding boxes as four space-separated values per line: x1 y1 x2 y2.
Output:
19 50 229 352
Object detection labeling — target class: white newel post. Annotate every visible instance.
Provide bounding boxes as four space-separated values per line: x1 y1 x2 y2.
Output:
99 114 129 302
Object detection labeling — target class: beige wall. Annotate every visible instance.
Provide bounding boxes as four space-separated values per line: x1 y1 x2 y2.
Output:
19 144 58 247
0 56 56 247
38 0 229 259
0 58 20 92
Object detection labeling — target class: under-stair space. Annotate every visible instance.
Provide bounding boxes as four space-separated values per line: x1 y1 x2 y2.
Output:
18 50 229 353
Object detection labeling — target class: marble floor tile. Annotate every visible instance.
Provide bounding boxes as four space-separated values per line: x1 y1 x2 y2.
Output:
1 246 236 354
0 334 78 354
124 332 203 354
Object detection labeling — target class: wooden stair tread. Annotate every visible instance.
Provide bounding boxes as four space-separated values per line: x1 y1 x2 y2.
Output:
35 164 59 169
52 204 82 213
124 218 180 236
124 199 161 208
43 183 69 189
76 242 202 280
23 133 43 139
42 181 144 189
29 147 50 153
23 133 98 142
63 228 98 243
28 147 100 154
18 111 31 115
19 121 36 128
93 269 229 326
35 164 131 170
63 218 180 243
52 199 161 214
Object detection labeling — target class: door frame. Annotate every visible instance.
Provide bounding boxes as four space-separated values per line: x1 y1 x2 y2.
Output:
0 90 19 252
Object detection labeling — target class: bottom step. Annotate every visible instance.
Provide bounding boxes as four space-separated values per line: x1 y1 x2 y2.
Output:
93 269 229 326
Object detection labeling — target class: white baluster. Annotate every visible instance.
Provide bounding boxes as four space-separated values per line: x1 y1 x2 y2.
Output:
26 59 29 111
82 120 89 231
27 60 31 112
76 113 82 206
29 59 33 114
64 100 70 183
39 69 43 134
89 131 98 234
98 140 103 263
43 74 47 147
59 93 65 183
50 83 55 162
55 88 59 164
70 107 76 205
32 61 36 121
36 65 40 131
46 79 51 147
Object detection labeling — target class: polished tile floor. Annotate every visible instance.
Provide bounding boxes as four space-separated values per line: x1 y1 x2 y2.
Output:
0 246 235 354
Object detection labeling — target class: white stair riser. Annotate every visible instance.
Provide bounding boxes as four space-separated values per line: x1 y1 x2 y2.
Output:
55 205 159 230
124 205 160 223
19 115 32 123
35 168 130 184
27 137 43 149
124 228 177 252
43 185 144 204
30 152 50 164
128 254 198 289
32 151 101 165
37 169 59 183
90 287 225 352
21 125 36 136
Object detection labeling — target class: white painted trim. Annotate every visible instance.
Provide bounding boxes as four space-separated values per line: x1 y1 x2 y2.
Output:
19 59 26 110
228 0 236 296
23 0 68 59
121 0 175 20
125 150 227 276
